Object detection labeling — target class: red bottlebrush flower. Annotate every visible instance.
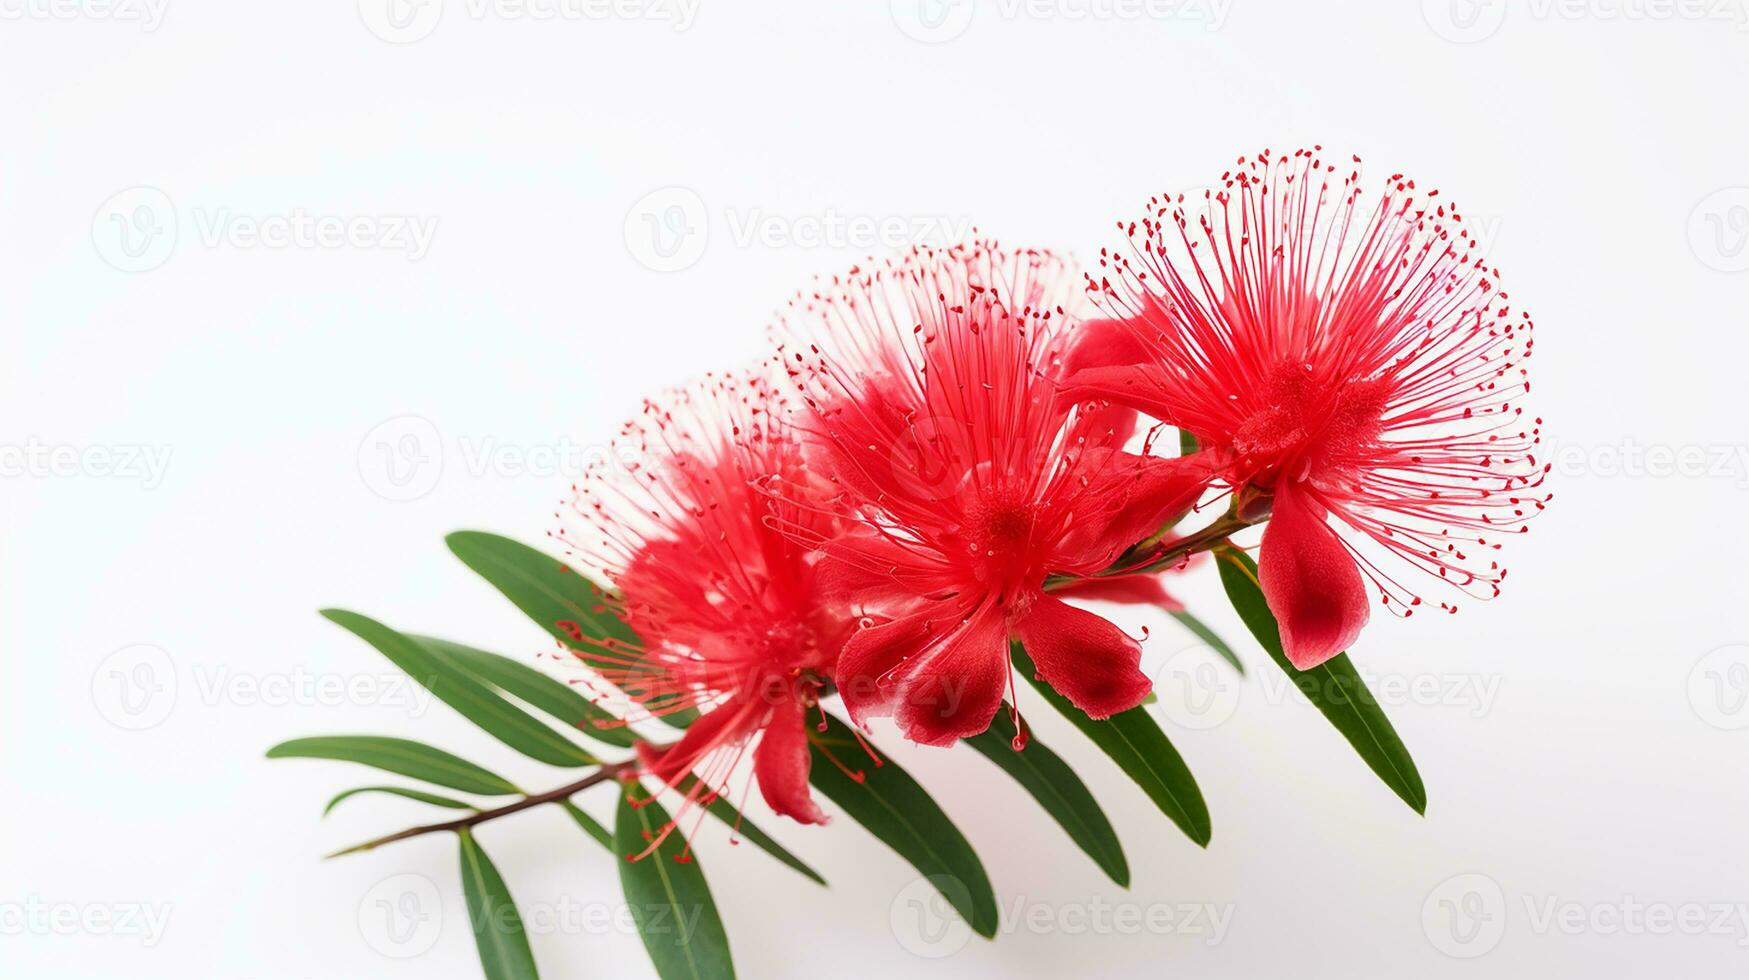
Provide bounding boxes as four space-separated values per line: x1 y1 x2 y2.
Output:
1065 148 1550 669
776 241 1209 746
553 372 850 833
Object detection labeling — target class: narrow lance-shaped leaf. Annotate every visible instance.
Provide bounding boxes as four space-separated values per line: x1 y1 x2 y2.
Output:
321 610 597 768
458 828 541 980
1214 545 1427 815
806 710 998 937
446 530 695 728
616 784 736 980
324 785 476 817
266 736 520 796
412 634 636 749
963 706 1129 886
561 800 612 850
1012 641 1211 847
670 773 825 886
1169 609 1245 674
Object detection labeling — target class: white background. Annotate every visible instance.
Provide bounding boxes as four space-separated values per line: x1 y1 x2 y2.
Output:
4 1 1748 977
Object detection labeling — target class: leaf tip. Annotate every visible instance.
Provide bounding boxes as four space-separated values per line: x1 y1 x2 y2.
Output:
444 529 492 554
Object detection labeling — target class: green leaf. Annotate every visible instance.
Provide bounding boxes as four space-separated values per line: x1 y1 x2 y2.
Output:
323 785 476 817
267 736 520 796
1179 429 1200 456
446 530 696 728
1012 642 1211 847
412 634 636 749
561 800 612 850
1169 609 1245 674
963 708 1129 886
669 773 825 886
806 711 998 937
616 785 736 980
320 609 597 768
1214 546 1427 815
458 828 541 980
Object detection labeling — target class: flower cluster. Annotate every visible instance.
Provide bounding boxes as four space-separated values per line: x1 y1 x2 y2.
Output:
559 147 1548 831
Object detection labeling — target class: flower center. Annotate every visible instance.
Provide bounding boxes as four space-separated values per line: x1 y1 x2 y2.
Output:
1232 361 1389 485
961 495 1043 592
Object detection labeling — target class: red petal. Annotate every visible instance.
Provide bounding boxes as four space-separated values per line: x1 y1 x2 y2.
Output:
891 600 1009 746
1258 482 1370 669
1048 573 1183 611
834 609 939 729
1012 595 1151 718
753 697 828 825
1056 451 1215 572
1063 315 1153 374
1079 401 1140 448
635 697 749 785
815 529 937 607
1055 363 1176 421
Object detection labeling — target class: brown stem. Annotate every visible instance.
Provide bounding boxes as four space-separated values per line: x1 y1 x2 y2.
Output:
324 759 636 859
